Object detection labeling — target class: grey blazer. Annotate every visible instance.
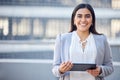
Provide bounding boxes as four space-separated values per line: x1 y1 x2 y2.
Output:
52 32 114 80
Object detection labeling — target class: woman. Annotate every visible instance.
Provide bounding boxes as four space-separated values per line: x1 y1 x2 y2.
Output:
52 3 114 80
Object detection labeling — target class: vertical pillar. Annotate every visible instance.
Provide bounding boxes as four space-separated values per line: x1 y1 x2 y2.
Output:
8 17 13 40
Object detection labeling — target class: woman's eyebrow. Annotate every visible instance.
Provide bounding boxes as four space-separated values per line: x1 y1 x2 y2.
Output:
77 13 91 15
85 14 91 15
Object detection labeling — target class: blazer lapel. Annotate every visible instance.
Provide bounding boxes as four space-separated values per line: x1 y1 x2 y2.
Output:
62 33 72 61
93 34 103 65
93 35 99 64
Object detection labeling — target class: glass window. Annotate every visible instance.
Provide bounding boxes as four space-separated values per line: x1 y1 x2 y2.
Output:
33 19 43 37
111 19 120 38
46 19 70 38
12 19 18 36
0 18 9 36
12 18 31 36
96 19 111 37
112 0 120 9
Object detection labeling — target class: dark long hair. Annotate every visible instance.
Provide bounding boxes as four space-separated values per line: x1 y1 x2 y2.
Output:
69 3 101 35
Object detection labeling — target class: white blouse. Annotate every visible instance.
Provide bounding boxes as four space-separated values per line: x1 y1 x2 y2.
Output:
69 31 97 80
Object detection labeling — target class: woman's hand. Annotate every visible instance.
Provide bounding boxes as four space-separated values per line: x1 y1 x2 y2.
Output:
59 61 73 74
87 66 101 77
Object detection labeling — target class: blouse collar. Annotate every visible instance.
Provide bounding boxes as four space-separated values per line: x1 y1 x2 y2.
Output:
73 31 92 43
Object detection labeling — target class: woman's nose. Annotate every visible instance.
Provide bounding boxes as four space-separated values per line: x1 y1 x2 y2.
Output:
81 17 86 22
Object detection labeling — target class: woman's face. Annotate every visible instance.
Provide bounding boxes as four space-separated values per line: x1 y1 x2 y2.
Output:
74 8 92 33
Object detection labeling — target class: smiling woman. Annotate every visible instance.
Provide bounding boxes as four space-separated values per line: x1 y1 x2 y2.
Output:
52 3 114 80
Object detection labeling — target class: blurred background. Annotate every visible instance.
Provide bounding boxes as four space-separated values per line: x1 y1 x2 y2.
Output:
0 0 120 80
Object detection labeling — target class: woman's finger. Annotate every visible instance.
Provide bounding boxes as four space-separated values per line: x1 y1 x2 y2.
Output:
63 61 72 71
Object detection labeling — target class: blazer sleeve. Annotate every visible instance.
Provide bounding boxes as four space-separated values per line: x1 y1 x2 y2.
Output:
99 35 114 77
52 34 64 77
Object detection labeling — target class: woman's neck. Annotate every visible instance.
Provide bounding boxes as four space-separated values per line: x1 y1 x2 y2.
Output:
76 30 90 41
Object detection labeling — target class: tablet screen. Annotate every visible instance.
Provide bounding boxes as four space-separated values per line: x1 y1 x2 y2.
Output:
70 63 96 71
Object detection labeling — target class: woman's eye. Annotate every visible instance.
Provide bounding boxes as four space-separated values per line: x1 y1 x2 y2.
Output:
85 14 91 18
77 15 82 18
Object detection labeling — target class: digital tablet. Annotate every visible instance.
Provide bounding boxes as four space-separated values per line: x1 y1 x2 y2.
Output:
70 63 96 71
